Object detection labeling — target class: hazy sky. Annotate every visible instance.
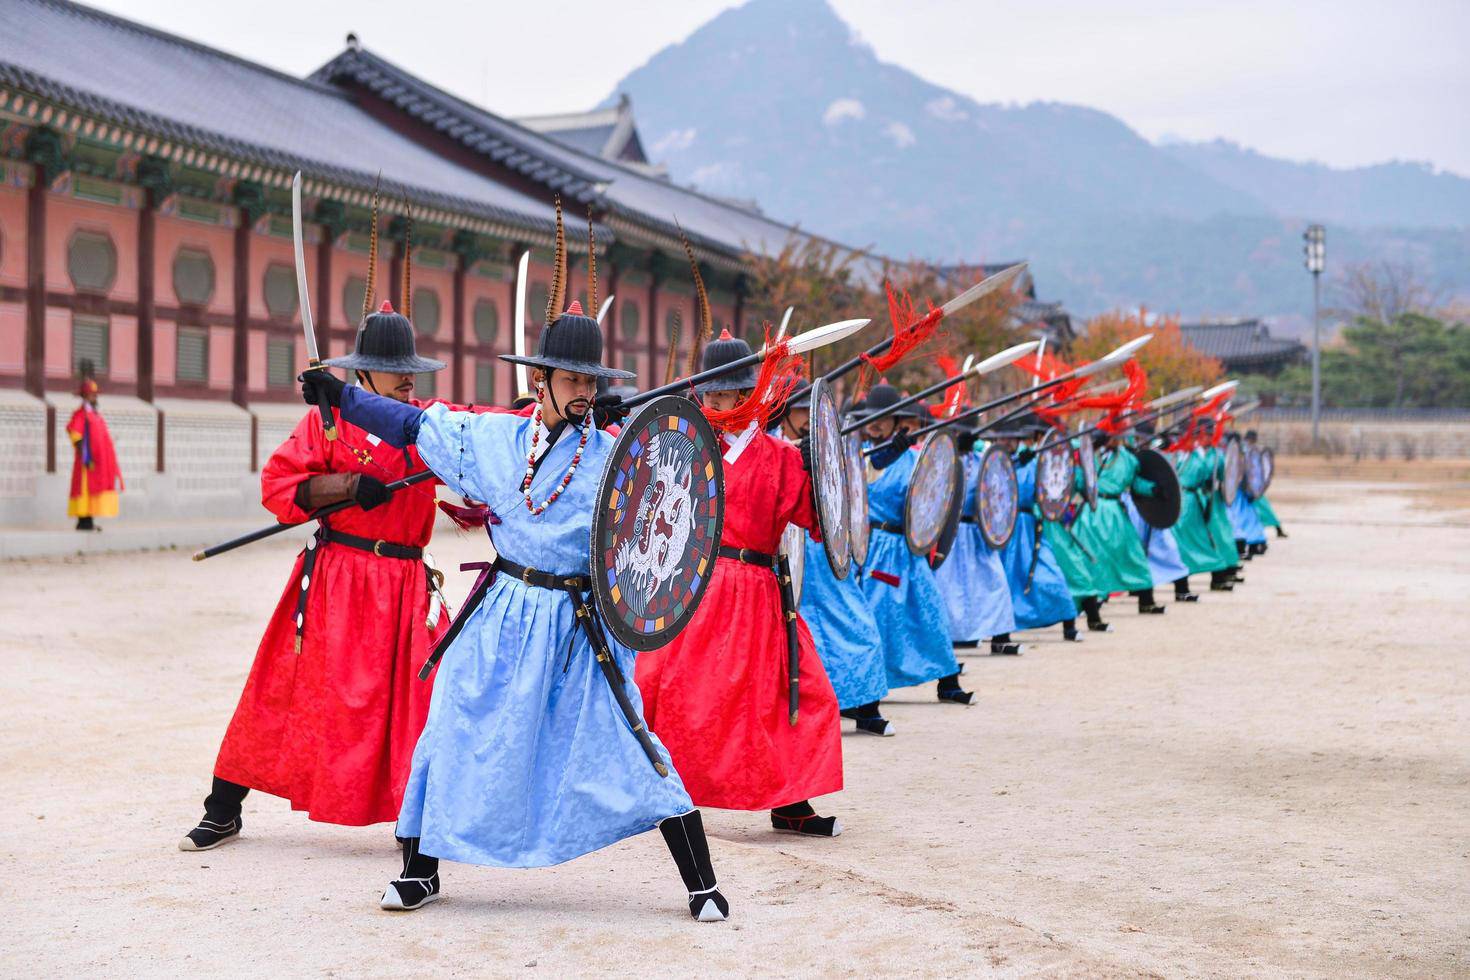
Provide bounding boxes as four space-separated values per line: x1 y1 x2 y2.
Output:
90 0 1470 176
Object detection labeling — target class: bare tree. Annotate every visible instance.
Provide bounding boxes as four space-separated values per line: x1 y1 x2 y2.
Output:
1330 260 1441 325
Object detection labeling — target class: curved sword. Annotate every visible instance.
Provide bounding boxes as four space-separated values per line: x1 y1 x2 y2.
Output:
513 250 530 396
292 172 336 441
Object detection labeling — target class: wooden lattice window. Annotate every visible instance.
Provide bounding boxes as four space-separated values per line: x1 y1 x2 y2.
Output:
620 301 641 341
177 327 209 382
68 231 117 293
412 288 440 336
475 361 495 403
72 316 109 376
172 248 215 306
263 264 298 319
267 338 295 388
415 370 437 399
343 277 367 326
473 298 499 345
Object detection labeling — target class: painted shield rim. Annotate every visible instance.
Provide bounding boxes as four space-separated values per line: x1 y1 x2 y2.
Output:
905 430 959 557
977 444 1020 549
589 395 725 651
928 446 967 570
1133 447 1182 529
1078 429 1099 511
809 377 851 580
1036 440 1072 523
845 434 870 567
1222 437 1243 506
1245 446 1267 499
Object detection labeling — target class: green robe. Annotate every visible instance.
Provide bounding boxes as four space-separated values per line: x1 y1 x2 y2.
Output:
1072 447 1154 594
1172 448 1234 574
1254 495 1281 528
1041 505 1100 602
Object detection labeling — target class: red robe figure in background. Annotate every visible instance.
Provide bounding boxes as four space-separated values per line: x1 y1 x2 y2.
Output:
181 302 467 849
635 329 844 830
67 378 123 531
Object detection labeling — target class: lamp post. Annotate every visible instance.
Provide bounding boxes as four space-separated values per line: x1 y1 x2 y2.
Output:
1303 224 1325 446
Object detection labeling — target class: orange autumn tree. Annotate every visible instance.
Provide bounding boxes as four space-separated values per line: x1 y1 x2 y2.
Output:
1070 309 1223 399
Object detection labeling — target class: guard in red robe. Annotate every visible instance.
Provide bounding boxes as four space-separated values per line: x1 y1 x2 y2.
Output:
636 328 845 836
181 303 456 848
67 377 123 531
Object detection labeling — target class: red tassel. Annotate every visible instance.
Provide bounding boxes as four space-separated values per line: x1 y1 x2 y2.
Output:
438 499 498 530
863 283 944 375
701 326 806 433
936 354 967 417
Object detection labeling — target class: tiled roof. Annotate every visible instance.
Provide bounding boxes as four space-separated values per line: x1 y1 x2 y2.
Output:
312 46 873 270
0 0 559 236
1180 319 1306 368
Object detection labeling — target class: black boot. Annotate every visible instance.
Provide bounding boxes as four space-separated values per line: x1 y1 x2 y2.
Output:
75 516 95 532
1210 570 1234 592
952 638 981 649
660 810 729 921
1228 565 1245 584
840 701 895 736
179 776 248 851
1081 596 1111 632
1275 525 1288 539
989 632 1023 655
1250 541 1267 557
1061 618 1083 642
1236 539 1250 561
381 836 441 910
1133 588 1167 614
771 800 842 838
1173 576 1199 602
936 672 974 705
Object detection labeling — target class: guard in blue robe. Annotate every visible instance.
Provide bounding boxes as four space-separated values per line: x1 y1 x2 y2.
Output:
856 385 971 705
1228 486 1268 560
935 440 1020 653
1001 438 1081 637
1123 491 1199 602
300 289 730 922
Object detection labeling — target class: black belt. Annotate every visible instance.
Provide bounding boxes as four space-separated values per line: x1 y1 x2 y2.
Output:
870 519 905 535
718 545 775 568
958 514 979 526
715 545 799 725
293 526 424 653
1099 492 1122 500
417 553 668 777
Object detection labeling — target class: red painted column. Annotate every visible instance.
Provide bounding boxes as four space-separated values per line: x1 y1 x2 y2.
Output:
646 272 659 390
604 261 620 365
24 176 46 400
137 196 156 403
451 256 467 403
315 231 333 357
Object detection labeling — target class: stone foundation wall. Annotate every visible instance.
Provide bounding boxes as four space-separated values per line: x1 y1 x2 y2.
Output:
1251 413 1470 460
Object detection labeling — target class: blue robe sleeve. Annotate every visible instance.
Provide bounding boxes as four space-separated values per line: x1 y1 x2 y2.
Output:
413 403 496 503
338 385 424 447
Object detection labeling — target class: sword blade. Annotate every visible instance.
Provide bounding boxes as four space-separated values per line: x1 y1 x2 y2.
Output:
291 173 319 364
513 250 530 395
596 294 615 325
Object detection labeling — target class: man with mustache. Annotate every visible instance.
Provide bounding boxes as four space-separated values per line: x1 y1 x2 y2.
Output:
298 215 729 921
181 300 455 850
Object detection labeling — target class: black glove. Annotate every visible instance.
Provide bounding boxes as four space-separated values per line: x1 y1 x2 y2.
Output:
891 428 915 451
1015 446 1036 466
300 368 347 408
1092 432 1110 451
353 474 393 511
798 435 813 472
957 431 979 454
593 392 628 428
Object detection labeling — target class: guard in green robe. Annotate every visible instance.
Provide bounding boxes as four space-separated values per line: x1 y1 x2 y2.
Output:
1039 454 1111 632
1071 434 1166 613
1171 424 1243 591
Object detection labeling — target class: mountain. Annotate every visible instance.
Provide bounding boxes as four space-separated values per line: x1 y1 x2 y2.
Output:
606 0 1470 323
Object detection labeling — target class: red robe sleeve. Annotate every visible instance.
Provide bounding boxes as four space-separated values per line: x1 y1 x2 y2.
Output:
774 437 821 541
260 411 331 524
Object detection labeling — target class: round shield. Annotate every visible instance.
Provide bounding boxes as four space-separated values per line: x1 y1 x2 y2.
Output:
590 396 725 651
928 449 967 570
1262 447 1276 492
845 434 870 567
1133 447 1181 529
1221 436 1244 505
780 522 806 605
905 431 959 557
1036 440 1073 523
808 378 850 580
977 444 1019 549
1245 447 1267 499
1077 428 1099 511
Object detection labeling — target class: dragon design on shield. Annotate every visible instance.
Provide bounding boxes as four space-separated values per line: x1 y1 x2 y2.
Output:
614 430 697 613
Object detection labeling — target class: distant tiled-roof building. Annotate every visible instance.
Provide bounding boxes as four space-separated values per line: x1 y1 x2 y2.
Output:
1179 319 1306 374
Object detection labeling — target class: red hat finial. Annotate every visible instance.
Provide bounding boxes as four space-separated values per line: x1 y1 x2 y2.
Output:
717 328 734 340
379 300 395 314
565 300 584 316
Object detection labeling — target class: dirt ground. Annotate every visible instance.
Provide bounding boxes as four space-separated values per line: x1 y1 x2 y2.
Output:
2 467 1467 978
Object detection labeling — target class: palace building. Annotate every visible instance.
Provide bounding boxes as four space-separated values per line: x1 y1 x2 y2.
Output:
0 0 1065 526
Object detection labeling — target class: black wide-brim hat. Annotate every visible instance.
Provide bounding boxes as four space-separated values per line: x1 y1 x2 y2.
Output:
694 329 756 394
325 302 445 374
500 302 634 381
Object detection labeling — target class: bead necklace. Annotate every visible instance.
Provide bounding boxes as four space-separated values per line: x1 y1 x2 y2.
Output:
521 401 592 515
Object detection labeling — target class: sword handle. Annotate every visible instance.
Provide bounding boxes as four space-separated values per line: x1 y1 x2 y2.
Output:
308 358 339 441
